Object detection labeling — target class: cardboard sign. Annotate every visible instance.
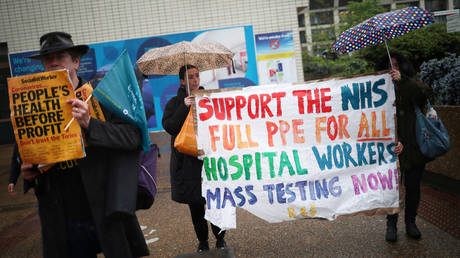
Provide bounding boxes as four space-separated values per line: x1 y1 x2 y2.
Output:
75 82 105 147
75 82 105 122
8 70 85 164
194 72 399 229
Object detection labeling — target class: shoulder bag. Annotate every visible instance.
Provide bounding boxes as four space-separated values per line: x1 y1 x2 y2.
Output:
414 101 450 159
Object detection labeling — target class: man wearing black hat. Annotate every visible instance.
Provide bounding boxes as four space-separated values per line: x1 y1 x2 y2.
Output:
20 32 149 258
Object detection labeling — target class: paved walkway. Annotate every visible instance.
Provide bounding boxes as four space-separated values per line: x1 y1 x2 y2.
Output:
1 141 459 257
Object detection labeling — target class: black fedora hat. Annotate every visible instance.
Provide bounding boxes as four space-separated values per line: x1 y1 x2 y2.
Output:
29 32 89 59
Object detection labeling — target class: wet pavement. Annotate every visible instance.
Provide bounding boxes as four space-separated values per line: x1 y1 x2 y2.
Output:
1 132 459 257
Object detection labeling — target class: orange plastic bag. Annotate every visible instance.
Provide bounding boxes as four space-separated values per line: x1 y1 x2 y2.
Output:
174 108 198 156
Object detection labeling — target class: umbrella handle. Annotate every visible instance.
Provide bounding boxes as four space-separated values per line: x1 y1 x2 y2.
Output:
385 41 394 70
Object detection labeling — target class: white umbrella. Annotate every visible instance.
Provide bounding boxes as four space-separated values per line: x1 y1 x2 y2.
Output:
136 41 235 94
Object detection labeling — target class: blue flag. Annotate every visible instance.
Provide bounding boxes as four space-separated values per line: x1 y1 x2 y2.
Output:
92 50 151 152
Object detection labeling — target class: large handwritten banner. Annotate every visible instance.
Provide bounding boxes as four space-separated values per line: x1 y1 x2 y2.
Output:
8 70 85 164
194 72 399 230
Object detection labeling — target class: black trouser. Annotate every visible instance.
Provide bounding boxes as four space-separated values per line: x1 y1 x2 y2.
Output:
388 164 425 223
66 219 100 258
188 203 225 242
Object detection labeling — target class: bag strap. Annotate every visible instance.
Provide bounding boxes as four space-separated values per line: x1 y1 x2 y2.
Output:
426 100 432 110
412 99 430 115
140 165 158 190
412 101 422 114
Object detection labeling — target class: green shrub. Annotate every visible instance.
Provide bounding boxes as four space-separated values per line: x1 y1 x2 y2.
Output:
303 52 373 81
420 53 460 105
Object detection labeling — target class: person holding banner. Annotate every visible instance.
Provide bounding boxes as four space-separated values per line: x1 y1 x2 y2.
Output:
19 32 149 258
162 65 227 252
380 53 433 242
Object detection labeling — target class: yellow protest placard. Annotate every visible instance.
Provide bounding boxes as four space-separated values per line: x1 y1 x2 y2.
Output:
8 70 86 164
75 82 106 147
75 82 105 122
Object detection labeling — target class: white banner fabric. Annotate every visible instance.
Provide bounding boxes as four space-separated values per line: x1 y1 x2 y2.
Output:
194 73 399 230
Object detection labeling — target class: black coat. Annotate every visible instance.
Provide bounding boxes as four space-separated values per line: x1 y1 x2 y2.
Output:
162 85 204 205
395 75 433 170
34 80 149 258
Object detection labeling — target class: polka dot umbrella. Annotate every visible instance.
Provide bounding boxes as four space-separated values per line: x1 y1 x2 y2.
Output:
332 6 434 68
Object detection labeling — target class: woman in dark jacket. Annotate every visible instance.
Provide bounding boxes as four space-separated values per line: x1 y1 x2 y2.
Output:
162 65 226 252
379 53 433 242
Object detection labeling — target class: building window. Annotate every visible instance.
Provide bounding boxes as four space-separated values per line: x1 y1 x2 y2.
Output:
311 28 336 42
298 13 305 27
425 0 447 11
339 0 352 7
434 15 447 22
0 42 10 119
310 0 334 10
339 10 349 23
300 31 307 44
340 0 362 7
339 0 349 7
310 11 334 25
396 2 419 8
381 4 392 11
455 0 460 9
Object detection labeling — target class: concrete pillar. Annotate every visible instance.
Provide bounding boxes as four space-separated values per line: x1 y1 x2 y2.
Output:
303 1 313 53
391 2 397 10
419 0 426 9
333 0 340 37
